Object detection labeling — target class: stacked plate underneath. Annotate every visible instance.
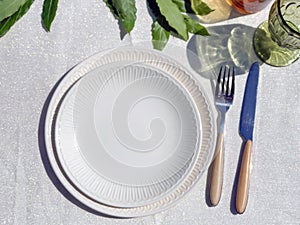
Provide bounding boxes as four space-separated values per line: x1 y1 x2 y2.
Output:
44 46 216 217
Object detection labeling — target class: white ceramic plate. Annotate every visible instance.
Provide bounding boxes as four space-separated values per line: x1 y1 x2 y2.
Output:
56 63 201 208
45 46 216 217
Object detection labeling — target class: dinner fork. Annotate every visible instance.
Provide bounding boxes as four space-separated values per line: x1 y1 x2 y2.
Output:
210 66 235 206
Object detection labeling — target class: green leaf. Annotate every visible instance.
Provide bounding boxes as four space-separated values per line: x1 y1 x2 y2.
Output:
152 18 170 50
0 0 28 21
191 0 214 16
183 15 209 35
42 0 59 32
156 0 188 40
103 0 119 19
171 0 186 12
111 0 136 33
0 0 34 38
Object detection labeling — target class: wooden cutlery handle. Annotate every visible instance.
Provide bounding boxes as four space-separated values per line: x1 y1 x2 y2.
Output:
210 132 224 206
236 140 252 214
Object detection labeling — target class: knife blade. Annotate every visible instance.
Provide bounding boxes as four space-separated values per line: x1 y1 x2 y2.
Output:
236 62 259 214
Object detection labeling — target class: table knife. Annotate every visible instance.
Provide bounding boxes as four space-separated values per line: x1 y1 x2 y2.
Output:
236 62 259 214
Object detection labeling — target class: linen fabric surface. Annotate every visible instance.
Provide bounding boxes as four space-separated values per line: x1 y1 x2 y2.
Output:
0 0 299 224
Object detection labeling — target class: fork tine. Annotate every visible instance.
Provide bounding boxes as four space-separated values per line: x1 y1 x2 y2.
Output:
226 68 230 96
221 67 226 94
230 67 235 97
215 66 222 96
218 66 223 83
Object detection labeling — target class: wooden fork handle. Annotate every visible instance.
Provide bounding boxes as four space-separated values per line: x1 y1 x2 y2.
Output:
236 140 252 214
210 132 224 206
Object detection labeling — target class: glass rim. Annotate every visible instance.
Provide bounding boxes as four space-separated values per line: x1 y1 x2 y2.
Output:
277 0 300 36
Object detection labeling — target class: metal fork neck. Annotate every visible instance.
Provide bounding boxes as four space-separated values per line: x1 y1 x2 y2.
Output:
218 107 228 133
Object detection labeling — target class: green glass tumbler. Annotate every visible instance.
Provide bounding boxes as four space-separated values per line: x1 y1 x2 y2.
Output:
253 0 300 67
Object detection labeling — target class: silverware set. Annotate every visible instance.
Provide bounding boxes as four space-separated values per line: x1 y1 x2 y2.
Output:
209 62 260 214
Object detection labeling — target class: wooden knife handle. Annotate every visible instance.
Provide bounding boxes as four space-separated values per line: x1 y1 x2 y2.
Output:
236 140 252 214
210 132 224 206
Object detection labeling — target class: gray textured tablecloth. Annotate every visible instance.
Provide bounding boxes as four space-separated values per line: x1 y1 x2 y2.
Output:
0 0 299 224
